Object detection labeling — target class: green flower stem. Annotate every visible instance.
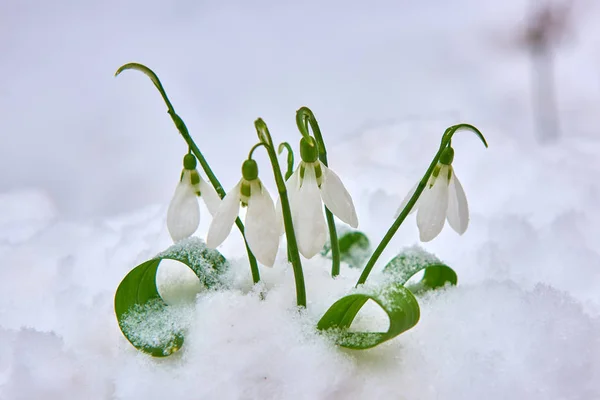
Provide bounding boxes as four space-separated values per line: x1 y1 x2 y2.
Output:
296 107 341 278
181 126 260 284
255 119 307 308
115 63 260 284
355 124 487 287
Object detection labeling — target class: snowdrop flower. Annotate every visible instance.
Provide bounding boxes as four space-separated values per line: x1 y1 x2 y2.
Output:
282 138 358 259
398 147 468 242
207 159 279 267
167 154 221 242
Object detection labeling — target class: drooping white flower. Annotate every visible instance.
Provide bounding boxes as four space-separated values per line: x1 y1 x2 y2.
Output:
167 154 221 242
397 147 468 242
206 159 279 267
280 138 358 259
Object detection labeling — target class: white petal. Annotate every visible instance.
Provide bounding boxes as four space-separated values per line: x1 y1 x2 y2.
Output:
286 167 301 204
416 167 449 242
293 164 327 258
446 169 469 235
167 180 200 242
245 181 280 267
395 182 421 218
319 164 358 228
206 181 241 248
275 196 283 236
277 167 301 236
198 176 221 216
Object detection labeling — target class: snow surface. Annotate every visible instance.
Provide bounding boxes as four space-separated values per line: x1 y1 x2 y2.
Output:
2 0 600 399
2 124 600 399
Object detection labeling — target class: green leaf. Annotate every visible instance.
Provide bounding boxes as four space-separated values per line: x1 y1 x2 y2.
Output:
383 245 457 293
318 246 456 350
115 62 176 115
317 282 420 349
322 229 371 269
114 238 228 357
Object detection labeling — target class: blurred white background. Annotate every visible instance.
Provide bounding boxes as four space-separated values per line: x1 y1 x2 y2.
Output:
3 3 600 398
1 0 599 218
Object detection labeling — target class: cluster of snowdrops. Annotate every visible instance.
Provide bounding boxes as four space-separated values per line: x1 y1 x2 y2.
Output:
113 63 488 356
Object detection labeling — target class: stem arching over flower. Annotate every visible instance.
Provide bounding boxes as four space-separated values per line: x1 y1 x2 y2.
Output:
281 138 358 259
355 124 488 287
397 146 469 242
442 123 488 148
115 62 261 284
295 107 346 278
255 119 307 308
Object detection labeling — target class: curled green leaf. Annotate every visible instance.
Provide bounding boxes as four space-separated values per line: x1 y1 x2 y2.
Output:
322 229 371 269
383 245 457 293
114 238 228 357
317 283 420 349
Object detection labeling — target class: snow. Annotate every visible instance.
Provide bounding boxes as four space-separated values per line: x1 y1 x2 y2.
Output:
3 126 600 398
3 0 600 399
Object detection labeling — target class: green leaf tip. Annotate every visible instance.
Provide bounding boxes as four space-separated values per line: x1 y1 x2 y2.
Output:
115 63 160 87
114 62 174 113
114 238 229 357
317 283 420 349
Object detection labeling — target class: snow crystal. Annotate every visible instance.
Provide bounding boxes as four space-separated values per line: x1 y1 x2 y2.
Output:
382 244 444 285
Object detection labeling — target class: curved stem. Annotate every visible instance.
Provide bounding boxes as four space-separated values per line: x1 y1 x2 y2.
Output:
115 63 260 284
296 107 341 278
442 123 488 148
355 146 445 286
255 119 307 307
177 117 260 284
248 142 268 159
356 124 487 286
277 142 295 180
